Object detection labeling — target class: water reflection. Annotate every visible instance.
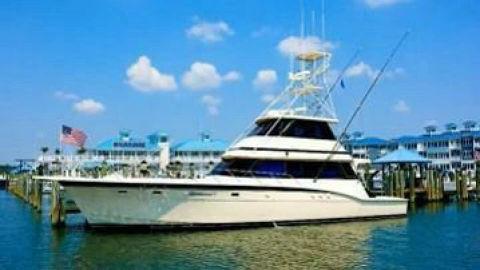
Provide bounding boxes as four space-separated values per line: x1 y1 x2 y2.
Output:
55 219 406 270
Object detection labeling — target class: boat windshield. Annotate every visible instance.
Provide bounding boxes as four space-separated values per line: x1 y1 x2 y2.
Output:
211 159 356 179
248 119 335 140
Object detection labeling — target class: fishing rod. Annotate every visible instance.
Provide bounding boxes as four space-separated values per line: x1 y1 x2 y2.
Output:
326 31 410 160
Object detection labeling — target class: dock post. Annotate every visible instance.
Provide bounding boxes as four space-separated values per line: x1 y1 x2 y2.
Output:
22 176 28 202
459 170 464 200
50 181 65 227
399 168 405 198
428 169 435 201
455 170 460 201
433 170 439 201
388 170 394 196
409 166 416 203
425 169 430 201
439 171 444 200
462 171 468 200
476 162 480 200
394 170 400 197
32 178 42 212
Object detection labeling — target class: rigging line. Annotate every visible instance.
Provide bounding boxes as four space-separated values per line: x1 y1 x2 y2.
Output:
326 31 410 160
312 49 360 116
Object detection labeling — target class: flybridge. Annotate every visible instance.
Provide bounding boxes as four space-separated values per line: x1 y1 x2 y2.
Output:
262 49 337 120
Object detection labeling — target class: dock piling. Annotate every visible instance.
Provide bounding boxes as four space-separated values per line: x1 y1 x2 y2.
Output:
476 162 480 200
50 181 65 227
409 166 415 203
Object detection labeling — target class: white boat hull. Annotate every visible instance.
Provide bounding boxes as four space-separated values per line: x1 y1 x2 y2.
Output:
60 181 407 227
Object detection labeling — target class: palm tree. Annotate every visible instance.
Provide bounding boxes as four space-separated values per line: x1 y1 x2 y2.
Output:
41 146 49 155
76 147 87 155
54 148 61 155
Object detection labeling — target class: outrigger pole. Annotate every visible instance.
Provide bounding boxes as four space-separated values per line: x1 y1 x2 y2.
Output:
328 31 410 155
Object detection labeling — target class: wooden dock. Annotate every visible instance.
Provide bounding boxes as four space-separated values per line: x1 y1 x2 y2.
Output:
369 167 480 203
6 174 79 227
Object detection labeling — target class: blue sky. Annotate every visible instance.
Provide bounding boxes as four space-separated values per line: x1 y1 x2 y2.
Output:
0 0 479 162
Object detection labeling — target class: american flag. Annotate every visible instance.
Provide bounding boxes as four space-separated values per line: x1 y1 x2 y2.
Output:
60 125 87 147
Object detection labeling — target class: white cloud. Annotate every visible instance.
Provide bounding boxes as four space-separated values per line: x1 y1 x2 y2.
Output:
54 91 79 101
126 55 177 92
182 62 222 90
345 61 405 80
393 100 410 113
201 95 221 116
182 62 239 90
253 69 277 90
385 67 405 79
364 0 408 9
222 71 242 82
73 99 105 115
345 61 378 80
186 20 233 43
277 36 334 57
254 69 278 103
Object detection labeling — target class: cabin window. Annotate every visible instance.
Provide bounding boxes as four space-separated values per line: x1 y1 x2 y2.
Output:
248 119 335 140
211 159 356 179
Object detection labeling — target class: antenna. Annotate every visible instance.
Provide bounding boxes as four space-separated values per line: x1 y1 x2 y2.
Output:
311 11 316 37
300 0 305 39
321 0 326 41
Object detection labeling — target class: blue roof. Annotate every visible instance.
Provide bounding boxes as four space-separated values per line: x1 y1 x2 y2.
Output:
346 137 391 147
392 135 420 144
373 148 431 164
172 136 229 152
95 131 163 151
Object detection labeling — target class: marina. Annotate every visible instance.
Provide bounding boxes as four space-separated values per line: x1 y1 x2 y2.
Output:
0 0 479 269
1 189 479 269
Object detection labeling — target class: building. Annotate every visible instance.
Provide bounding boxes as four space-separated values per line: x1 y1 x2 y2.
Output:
39 130 228 177
170 133 229 178
344 121 480 173
90 130 169 170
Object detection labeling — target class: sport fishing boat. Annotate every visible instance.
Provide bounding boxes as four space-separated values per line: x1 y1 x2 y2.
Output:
42 49 407 228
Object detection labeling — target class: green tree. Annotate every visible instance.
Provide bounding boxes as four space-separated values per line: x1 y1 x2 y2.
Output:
41 146 49 155
76 147 87 155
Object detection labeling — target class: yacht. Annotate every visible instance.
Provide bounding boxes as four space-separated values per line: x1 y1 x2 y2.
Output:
42 50 407 228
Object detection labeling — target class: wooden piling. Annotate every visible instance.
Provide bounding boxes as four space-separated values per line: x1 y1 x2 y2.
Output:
425 169 429 201
400 168 405 198
409 166 415 203
439 171 444 200
461 171 468 200
388 171 394 196
32 178 42 212
394 170 400 197
455 170 460 201
456 170 467 201
50 181 65 227
476 162 480 200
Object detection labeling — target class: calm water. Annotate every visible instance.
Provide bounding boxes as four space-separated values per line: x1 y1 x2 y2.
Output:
1 190 479 270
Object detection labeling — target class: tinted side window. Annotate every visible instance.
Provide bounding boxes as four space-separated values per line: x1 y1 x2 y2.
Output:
211 159 356 179
249 119 335 139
